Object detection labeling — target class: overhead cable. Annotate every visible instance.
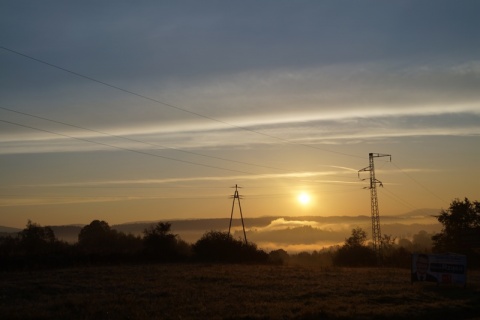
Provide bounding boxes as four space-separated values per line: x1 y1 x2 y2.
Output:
0 45 364 160
0 118 256 176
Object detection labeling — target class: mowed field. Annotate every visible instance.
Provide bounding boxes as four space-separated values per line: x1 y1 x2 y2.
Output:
1 264 479 319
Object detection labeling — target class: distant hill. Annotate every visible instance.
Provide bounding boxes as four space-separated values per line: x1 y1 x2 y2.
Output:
113 217 272 235
0 225 83 243
0 226 21 233
0 226 20 239
111 217 273 244
395 208 439 218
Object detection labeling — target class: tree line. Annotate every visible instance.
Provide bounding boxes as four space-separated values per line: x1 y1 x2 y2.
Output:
0 219 269 269
1 197 478 270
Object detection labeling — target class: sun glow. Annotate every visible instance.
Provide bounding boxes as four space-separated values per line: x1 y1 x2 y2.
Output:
297 192 311 205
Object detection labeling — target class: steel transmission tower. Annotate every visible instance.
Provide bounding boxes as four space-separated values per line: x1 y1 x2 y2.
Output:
358 153 391 262
228 184 248 245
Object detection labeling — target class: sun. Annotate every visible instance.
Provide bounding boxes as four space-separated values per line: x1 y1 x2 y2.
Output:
297 192 311 205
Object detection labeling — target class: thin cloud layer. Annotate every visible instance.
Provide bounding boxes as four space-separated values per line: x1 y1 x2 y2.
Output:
1 111 478 155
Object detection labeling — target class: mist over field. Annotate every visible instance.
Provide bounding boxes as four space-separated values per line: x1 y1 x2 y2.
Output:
167 210 440 252
2 209 440 253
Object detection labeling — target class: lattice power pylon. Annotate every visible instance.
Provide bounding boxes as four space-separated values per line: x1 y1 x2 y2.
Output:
358 153 391 262
228 184 248 245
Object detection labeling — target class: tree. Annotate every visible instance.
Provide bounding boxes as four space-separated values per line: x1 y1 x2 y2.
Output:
193 231 267 263
193 231 239 262
269 249 289 265
333 227 375 267
345 227 367 248
432 198 480 265
18 220 56 255
6 221 74 269
412 230 433 252
78 220 143 258
380 234 397 257
143 222 180 261
0 235 19 258
398 238 413 251
78 220 117 254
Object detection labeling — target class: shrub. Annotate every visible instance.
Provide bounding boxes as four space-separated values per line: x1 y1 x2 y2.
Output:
193 231 267 263
143 222 191 261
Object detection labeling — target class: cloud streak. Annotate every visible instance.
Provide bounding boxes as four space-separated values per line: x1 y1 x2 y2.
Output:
16 168 359 189
1 109 479 155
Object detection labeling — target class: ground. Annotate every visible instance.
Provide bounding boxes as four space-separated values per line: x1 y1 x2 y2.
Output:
1 264 479 319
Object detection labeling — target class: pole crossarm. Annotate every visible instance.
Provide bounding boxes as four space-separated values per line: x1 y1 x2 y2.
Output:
371 153 392 160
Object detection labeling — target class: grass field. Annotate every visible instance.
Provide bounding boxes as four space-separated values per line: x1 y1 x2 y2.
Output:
1 264 479 319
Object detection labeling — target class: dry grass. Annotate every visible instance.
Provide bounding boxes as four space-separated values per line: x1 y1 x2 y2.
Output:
1 264 479 319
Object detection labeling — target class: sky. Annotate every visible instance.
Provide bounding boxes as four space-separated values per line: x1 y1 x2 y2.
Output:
1 1 479 229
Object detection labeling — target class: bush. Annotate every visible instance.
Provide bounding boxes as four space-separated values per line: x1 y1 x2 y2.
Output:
193 231 267 263
143 222 191 261
269 249 290 265
334 245 376 267
333 227 376 267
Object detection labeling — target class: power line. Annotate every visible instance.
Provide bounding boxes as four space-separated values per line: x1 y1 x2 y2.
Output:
0 45 364 160
1 50 458 219
390 161 447 207
0 106 292 173
0 195 229 200
2 107 357 184
2 117 359 189
378 188 417 212
0 118 257 176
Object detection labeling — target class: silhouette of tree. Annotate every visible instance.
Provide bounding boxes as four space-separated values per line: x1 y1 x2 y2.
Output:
412 230 433 252
19 220 56 256
0 221 75 269
78 220 118 255
115 232 143 255
432 197 480 265
396 230 434 253
380 234 403 266
78 220 144 261
398 238 413 250
334 227 375 267
143 222 182 261
381 234 396 247
380 234 396 258
193 231 238 262
193 231 267 263
345 227 367 248
269 249 290 265
0 235 19 257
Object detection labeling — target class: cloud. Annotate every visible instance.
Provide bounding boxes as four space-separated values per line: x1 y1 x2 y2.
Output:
229 215 442 253
253 218 320 231
15 168 359 189
2 114 478 156
0 195 165 207
236 218 354 246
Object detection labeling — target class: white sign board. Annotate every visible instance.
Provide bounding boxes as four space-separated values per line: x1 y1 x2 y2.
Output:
411 253 467 285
